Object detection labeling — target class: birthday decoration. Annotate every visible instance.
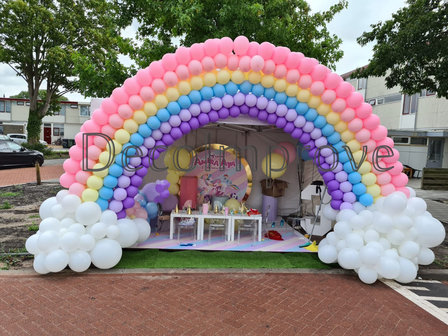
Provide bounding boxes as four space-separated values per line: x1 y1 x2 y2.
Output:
27 36 445 283
134 180 171 219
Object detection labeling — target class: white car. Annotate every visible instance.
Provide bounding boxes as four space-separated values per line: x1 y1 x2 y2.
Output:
7 133 48 146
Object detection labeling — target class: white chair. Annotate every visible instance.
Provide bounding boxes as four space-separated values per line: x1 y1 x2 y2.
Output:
208 220 228 242
177 218 197 242
237 220 257 244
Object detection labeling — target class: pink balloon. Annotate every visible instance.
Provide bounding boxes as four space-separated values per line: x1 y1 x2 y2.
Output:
76 170 91 184
355 129 371 143
387 161 403 176
69 145 83 161
274 65 287 78
340 108 356 122
347 91 364 108
298 58 314 74
101 125 116 140
310 81 325 96
164 71 179 87
286 69 300 84
60 173 76 188
136 68 152 86
148 61 165 79
356 103 372 119
233 36 249 55
363 114 380 130
262 59 276 74
83 120 100 133
87 145 101 161
75 132 83 147
80 159 96 171
227 55 239 71
377 172 392 185
274 142 296 164
204 38 220 57
214 53 228 68
376 137 394 149
371 125 388 141
336 82 353 98
285 52 303 69
109 114 124 129
311 64 329 81
201 56 215 72
381 183 395 196
176 64 190 80
123 77 141 95
247 42 259 57
94 135 108 150
129 95 144 110
250 55 264 72
391 173 408 187
298 75 312 89
101 98 118 115
162 53 177 71
259 42 275 60
219 37 233 54
111 87 129 105
63 158 80 175
239 56 251 72
69 183 85 197
321 90 337 105
190 43 205 60
152 78 166 94
362 139 377 153
331 98 346 113
383 148 399 163
188 60 203 76
348 118 363 132
140 86 155 102
175 47 191 65
324 73 342 89
396 187 410 198
272 46 290 64
118 104 133 120
92 109 108 126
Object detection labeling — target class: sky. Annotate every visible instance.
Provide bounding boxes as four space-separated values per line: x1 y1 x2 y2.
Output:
0 0 406 102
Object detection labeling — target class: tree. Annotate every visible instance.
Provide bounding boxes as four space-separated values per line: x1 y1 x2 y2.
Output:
10 90 68 116
118 0 348 70
0 0 133 144
352 0 448 98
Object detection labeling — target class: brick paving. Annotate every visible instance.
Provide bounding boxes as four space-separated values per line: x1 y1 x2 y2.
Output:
0 165 63 187
0 272 446 335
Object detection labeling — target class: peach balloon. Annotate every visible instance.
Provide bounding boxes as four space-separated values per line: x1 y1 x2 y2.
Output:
239 56 251 72
163 71 178 87
381 183 395 196
111 87 128 105
227 55 239 71
233 36 249 55
123 77 141 95
76 170 91 184
310 81 325 96
69 183 85 197
219 37 233 54
175 46 191 65
117 104 133 120
348 118 363 132
93 135 108 150
274 64 287 78
396 187 410 198
331 98 346 113
101 98 118 115
60 173 76 188
376 172 392 185
135 68 152 86
262 59 276 74
129 95 144 110
87 145 101 161
188 60 203 76
362 139 377 153
214 53 228 68
152 78 166 94
321 90 337 105
355 129 371 143
109 114 124 129
250 55 264 72
176 64 190 80
286 69 300 84
201 56 215 72
272 46 290 64
140 86 155 102
101 125 116 140
148 61 165 79
161 53 177 71
298 75 312 89
190 43 205 60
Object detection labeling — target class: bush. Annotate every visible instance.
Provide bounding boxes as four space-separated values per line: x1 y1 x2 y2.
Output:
22 142 53 156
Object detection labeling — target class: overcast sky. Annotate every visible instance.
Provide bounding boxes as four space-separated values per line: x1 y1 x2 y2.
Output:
0 0 406 102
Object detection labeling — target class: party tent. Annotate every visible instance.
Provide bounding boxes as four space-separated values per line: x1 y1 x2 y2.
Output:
26 36 445 285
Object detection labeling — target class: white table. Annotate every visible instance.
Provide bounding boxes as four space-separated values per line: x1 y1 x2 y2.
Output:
230 214 263 241
170 211 203 240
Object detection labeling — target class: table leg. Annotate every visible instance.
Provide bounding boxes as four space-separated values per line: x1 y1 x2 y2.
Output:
198 217 204 240
258 218 262 241
231 218 235 241
170 215 174 240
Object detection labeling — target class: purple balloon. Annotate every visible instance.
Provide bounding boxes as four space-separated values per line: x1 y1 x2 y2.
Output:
152 130 163 140
248 107 258 118
256 96 268 110
136 166 147 177
123 167 136 177
305 139 315 150
189 117 200 129
222 94 234 108
123 197 135 209
211 97 223 110
229 106 240 117
142 156 150 168
179 109 191 122
161 194 178 211
299 133 311 144
209 111 219 122
318 162 330 171
303 121 314 133
310 128 322 140
314 137 327 148
322 171 335 183
142 183 157 201
169 115 181 127
234 92 245 106
276 104 287 117
218 107 230 119
130 157 141 167
127 186 139 198
155 140 166 151
161 134 174 146
139 146 148 157
160 122 171 134
117 210 126 219
320 147 334 158
144 137 155 149
339 181 352 192
275 117 287 128
114 188 127 201
266 100 277 113
198 113 210 125
199 100 211 113
291 128 303 139
109 200 123 212
343 192 356 203
180 122 192 134
294 115 306 128
284 122 294 133
239 105 249 114
245 94 257 107
327 180 340 192
170 127 183 139
340 202 353 210
189 104 200 116
267 114 277 124
258 110 268 121
336 171 348 182
156 180 170 192
118 175 131 188
285 109 297 122
331 196 342 206
308 148 317 159
160 189 170 199
131 175 143 187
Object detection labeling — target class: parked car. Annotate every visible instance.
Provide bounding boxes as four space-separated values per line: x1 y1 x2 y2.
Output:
0 134 11 141
0 140 44 167
7 133 48 146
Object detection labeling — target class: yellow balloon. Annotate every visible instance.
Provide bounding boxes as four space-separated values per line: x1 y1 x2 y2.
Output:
163 147 175 169
334 121 347 133
166 87 179 101
92 163 109 178
123 119 138 133
316 103 331 116
217 70 230 84
166 170 180 185
133 110 147 124
308 96 321 108
367 184 381 198
224 198 240 212
286 84 299 97
297 89 310 102
87 175 103 190
358 161 371 175
178 81 192 95
261 75 275 88
203 73 217 87
326 112 340 125
168 183 179 195
190 76 203 90
155 95 168 108
144 102 157 117
106 140 122 156
346 139 361 153
99 151 111 165
248 72 261 84
261 153 287 179
352 150 366 163
114 129 130 145
362 173 377 186
340 130 354 143
231 70 245 84
274 79 287 92
175 148 191 170
82 188 98 202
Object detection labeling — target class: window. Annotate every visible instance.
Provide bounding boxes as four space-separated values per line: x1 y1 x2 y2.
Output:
0 100 11 113
80 105 90 116
70 103 78 109
357 78 367 90
7 141 22 151
54 128 60 136
53 124 64 137
421 89 436 96
384 94 402 104
402 94 419 115
410 137 427 145
17 101 24 106
0 142 10 152
368 99 376 106
392 137 410 144
376 98 384 105
26 101 30 106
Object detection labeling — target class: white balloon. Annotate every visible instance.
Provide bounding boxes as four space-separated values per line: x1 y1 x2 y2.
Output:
56 189 70 203
60 218 75 228
75 202 101 225
338 248 361 270
318 244 338 263
319 238 328 247
59 232 80 252
39 217 60 232
45 249 69 272
394 215 413 230
91 222 107 240
364 229 380 243
51 204 66 219
358 266 378 284
345 233 364 250
100 210 118 226
336 239 347 251
366 241 384 253
373 214 393 233
25 234 40 254
414 216 446 248
359 246 381 266
134 218 151 243
79 234 96 251
106 225 120 239
349 215 365 230
336 209 356 223
398 241 420 259
39 197 58 220
417 248 435 265
37 230 59 253
404 227 418 241
69 251 91 272
326 232 339 245
116 219 139 247
334 221 351 239
374 197 385 212
322 204 338 221
33 254 49 274
383 192 407 214
90 239 122 269
407 197 427 216
352 202 366 214
395 257 417 283
377 256 400 279
406 187 416 198
358 210 373 226
61 194 81 213
384 248 399 260
68 223 86 235
378 237 391 250
387 229 405 246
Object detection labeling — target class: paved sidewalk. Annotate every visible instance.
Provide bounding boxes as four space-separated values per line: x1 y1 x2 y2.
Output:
0 164 63 187
0 272 446 335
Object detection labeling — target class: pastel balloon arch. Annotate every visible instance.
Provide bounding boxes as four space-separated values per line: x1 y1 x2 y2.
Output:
28 36 445 283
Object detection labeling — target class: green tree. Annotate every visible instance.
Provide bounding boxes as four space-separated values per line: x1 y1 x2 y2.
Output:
0 0 133 144
118 0 348 70
353 0 448 98
10 90 68 116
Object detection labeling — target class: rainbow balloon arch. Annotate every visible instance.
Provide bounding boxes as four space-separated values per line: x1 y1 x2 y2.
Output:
26 36 445 284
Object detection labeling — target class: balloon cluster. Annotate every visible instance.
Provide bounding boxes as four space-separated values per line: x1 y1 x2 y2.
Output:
25 190 151 274
261 141 297 179
135 180 170 219
164 147 191 195
318 190 446 284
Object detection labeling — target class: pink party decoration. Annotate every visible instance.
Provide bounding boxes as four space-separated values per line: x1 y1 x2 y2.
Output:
247 41 259 57
259 42 275 60
376 137 394 149
175 46 191 65
227 54 239 71
111 87 128 105
377 172 392 185
286 69 300 84
250 55 264 72
69 145 83 161
233 36 249 55
161 53 177 71
201 56 215 72
135 68 152 86
298 75 312 89
383 148 399 163
274 142 297 164
387 161 404 176
311 64 328 81
324 73 342 89
69 182 85 197
392 173 408 187
381 183 395 196
129 95 144 110
274 65 287 79
310 81 325 96
285 52 303 69
76 170 91 184
355 129 371 143
347 91 364 108
321 90 337 105
152 78 166 94
87 145 101 160
123 77 141 95
101 98 118 115
340 108 356 122
356 103 372 119
238 56 251 72
396 187 410 198
83 120 101 133
148 61 165 78
335 81 353 98
371 125 388 141
219 37 234 54
109 114 124 129
348 118 363 132
92 109 108 126
204 38 219 57
190 43 205 60
331 98 346 113
188 60 203 76
74 132 83 146
363 114 380 130
118 104 134 120
272 46 290 64
176 64 190 80
362 139 377 153
262 59 276 74
298 57 314 74
60 173 75 188
163 71 179 87
140 86 155 102
101 125 116 140
214 54 228 68
63 159 81 175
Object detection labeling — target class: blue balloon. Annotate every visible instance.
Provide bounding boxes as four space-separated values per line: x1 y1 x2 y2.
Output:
200 87 214 100
188 90 202 103
103 175 118 188
145 202 159 219
213 84 226 97
178 95 192 109
314 115 327 128
328 132 341 145
338 151 350 163
99 187 114 200
96 198 109 211
343 161 355 174
239 81 253 94
333 141 346 153
167 101 181 114
305 108 318 121
225 82 238 95
348 172 362 184
352 183 367 196
138 124 152 138
321 124 335 137
147 116 161 130
114 153 128 166
286 97 298 109
156 108 170 122
252 84 264 97
122 143 137 156
359 193 373 206
297 144 312 161
274 92 287 104
109 164 123 177
130 133 144 146
264 87 276 100
295 102 308 115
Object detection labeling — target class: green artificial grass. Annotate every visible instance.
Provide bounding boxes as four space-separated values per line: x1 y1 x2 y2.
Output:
115 249 335 269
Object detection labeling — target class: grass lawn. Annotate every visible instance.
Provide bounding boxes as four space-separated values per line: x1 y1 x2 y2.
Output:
115 249 335 269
